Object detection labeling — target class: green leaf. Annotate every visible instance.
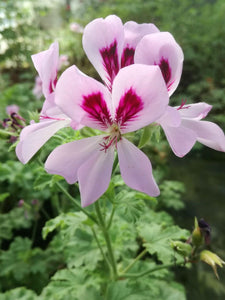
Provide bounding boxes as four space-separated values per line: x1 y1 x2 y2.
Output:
115 190 146 223
138 223 190 264
0 192 9 203
42 212 87 239
0 208 32 242
34 167 63 191
41 268 102 300
138 125 153 148
0 287 37 300
106 278 186 300
159 181 186 210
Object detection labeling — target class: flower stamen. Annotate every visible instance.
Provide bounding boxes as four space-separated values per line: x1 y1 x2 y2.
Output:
177 99 191 110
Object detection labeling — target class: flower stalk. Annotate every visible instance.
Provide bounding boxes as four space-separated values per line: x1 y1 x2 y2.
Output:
94 201 118 279
56 182 98 224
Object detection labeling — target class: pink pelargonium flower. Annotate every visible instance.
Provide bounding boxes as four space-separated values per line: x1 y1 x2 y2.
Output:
134 31 184 96
132 30 225 155
16 42 73 164
157 102 225 157
45 64 170 207
82 15 159 91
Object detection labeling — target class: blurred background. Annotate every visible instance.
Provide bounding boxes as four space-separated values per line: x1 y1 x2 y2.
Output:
0 0 225 299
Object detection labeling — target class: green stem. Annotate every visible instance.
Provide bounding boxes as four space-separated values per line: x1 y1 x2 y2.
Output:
121 249 147 274
106 205 115 230
91 227 111 269
112 153 119 175
40 206 51 220
94 201 118 279
56 182 98 224
120 259 185 279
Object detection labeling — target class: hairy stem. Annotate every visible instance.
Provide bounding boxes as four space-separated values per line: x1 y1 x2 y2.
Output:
121 249 148 274
107 205 115 230
120 259 185 279
91 227 111 270
95 201 118 279
56 182 98 224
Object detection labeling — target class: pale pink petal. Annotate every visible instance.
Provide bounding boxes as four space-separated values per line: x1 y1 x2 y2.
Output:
78 142 115 207
160 123 197 157
182 119 225 152
112 64 169 133
16 119 70 164
121 21 159 67
117 138 159 196
40 93 55 115
177 102 212 120
82 15 124 90
6 104 19 115
157 106 181 127
45 135 105 184
31 42 59 98
124 21 159 48
55 65 112 131
134 32 183 96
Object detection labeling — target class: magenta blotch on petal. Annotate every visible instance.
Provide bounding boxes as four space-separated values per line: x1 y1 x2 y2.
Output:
134 32 184 96
115 87 144 129
100 40 120 90
158 57 172 85
81 92 113 129
121 47 135 68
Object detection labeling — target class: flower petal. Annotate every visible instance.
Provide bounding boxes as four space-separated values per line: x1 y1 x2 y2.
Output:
16 119 70 164
112 64 169 133
182 119 225 152
177 102 212 120
134 32 183 96
157 106 181 127
78 142 115 207
45 135 106 184
160 123 197 157
121 21 159 67
31 42 59 98
117 138 159 196
82 15 124 90
55 65 112 131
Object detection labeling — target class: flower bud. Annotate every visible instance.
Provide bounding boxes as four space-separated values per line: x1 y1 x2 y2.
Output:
171 241 192 257
200 250 225 279
192 217 204 247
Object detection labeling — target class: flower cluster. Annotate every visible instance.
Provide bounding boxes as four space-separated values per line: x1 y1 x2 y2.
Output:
16 15 225 207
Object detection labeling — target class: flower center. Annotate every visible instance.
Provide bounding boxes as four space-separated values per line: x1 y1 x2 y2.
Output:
99 124 121 152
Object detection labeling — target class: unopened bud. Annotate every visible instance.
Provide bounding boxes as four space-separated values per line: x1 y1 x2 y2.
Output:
192 217 204 247
171 241 192 257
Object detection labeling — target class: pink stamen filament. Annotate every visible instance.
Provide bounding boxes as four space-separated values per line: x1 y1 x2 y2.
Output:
40 115 65 121
99 135 118 153
177 99 191 110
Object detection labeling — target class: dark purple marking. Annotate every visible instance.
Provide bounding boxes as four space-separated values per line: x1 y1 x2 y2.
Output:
157 57 171 85
100 40 119 90
115 87 144 129
81 92 112 128
121 46 135 68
